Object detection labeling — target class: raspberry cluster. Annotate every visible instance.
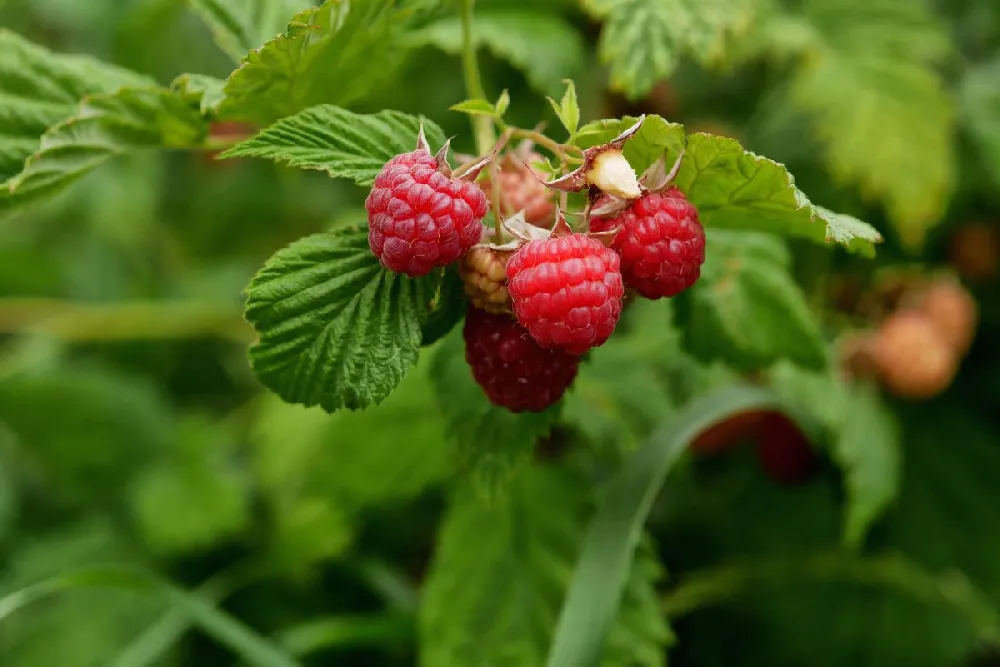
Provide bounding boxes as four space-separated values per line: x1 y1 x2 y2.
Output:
364 124 707 413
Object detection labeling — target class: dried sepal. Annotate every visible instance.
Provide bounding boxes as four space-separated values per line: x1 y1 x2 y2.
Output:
639 147 686 193
501 211 551 244
452 131 511 182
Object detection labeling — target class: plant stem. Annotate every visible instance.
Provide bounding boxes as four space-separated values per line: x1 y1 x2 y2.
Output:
460 0 494 154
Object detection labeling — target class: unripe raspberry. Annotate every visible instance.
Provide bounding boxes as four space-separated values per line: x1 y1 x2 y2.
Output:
506 233 625 355
591 187 706 299
872 311 957 400
480 153 555 227
459 246 514 314
463 307 579 412
754 413 818 486
366 149 487 276
915 280 977 356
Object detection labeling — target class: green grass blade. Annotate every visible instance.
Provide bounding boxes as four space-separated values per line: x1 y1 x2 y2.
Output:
545 384 784 667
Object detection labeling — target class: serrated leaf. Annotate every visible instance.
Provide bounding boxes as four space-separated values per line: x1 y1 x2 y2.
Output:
677 229 826 372
673 133 882 256
589 0 754 99
244 227 438 412
780 0 954 248
429 327 559 489
547 80 580 137
834 383 901 549
219 0 419 124
419 464 670 667
961 54 1000 189
0 29 151 183
575 114 686 175
2 86 210 217
411 9 585 96
170 72 226 116
188 0 302 63
449 98 500 118
222 105 446 186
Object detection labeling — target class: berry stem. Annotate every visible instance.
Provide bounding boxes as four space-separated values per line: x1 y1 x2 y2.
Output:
505 127 584 164
460 0 495 155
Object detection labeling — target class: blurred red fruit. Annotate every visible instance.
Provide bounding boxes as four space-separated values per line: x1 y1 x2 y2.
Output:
754 413 818 485
689 409 772 456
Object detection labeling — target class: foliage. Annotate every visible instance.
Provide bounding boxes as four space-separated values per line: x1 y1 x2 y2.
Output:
0 0 997 666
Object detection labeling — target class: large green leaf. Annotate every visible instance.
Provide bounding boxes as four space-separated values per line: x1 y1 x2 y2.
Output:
429 327 560 489
2 85 211 217
961 54 1000 189
778 0 954 247
410 9 586 96
0 29 151 183
419 463 670 667
243 227 438 412
222 105 447 186
219 0 419 124
674 132 883 256
676 230 826 372
583 0 754 99
187 0 303 63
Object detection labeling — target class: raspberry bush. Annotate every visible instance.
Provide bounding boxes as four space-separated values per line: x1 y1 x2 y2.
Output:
1 1 1000 667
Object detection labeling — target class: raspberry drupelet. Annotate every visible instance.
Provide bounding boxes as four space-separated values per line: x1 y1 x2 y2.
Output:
365 149 487 277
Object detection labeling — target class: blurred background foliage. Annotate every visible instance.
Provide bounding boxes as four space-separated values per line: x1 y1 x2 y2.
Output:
0 0 999 665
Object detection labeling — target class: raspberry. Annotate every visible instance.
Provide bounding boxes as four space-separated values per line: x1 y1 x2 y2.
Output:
506 233 624 355
591 187 706 299
458 246 513 314
949 223 999 283
915 280 977 356
690 409 771 456
365 149 487 276
480 153 555 226
872 311 957 399
754 413 818 485
463 307 579 412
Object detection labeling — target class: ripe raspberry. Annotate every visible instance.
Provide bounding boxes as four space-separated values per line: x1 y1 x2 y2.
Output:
480 153 555 226
506 234 624 355
591 187 706 299
872 311 957 400
754 413 818 486
915 280 977 356
463 307 579 412
690 409 771 456
458 246 513 314
365 149 487 276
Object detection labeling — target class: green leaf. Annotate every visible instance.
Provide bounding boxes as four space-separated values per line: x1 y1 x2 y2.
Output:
187 0 302 63
222 105 446 187
673 133 883 256
575 114 686 176
129 416 251 556
243 227 439 412
449 98 500 118
170 72 227 116
0 29 151 183
429 327 559 489
676 229 826 372
411 9 585 96
546 384 784 667
219 0 420 124
2 85 210 217
0 566 303 667
961 54 1000 189
547 80 580 137
779 0 954 248
833 383 901 549
494 89 511 116
587 0 755 99
420 463 670 667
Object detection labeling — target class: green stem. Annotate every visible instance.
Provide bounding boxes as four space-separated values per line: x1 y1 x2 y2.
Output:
460 0 494 154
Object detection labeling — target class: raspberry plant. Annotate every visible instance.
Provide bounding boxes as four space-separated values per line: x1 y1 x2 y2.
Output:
2 1 1000 667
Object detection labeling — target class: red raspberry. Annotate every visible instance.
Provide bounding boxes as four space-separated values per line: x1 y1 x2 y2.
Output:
463 307 579 412
365 149 487 276
480 152 555 226
591 187 706 299
754 413 818 485
505 234 624 355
